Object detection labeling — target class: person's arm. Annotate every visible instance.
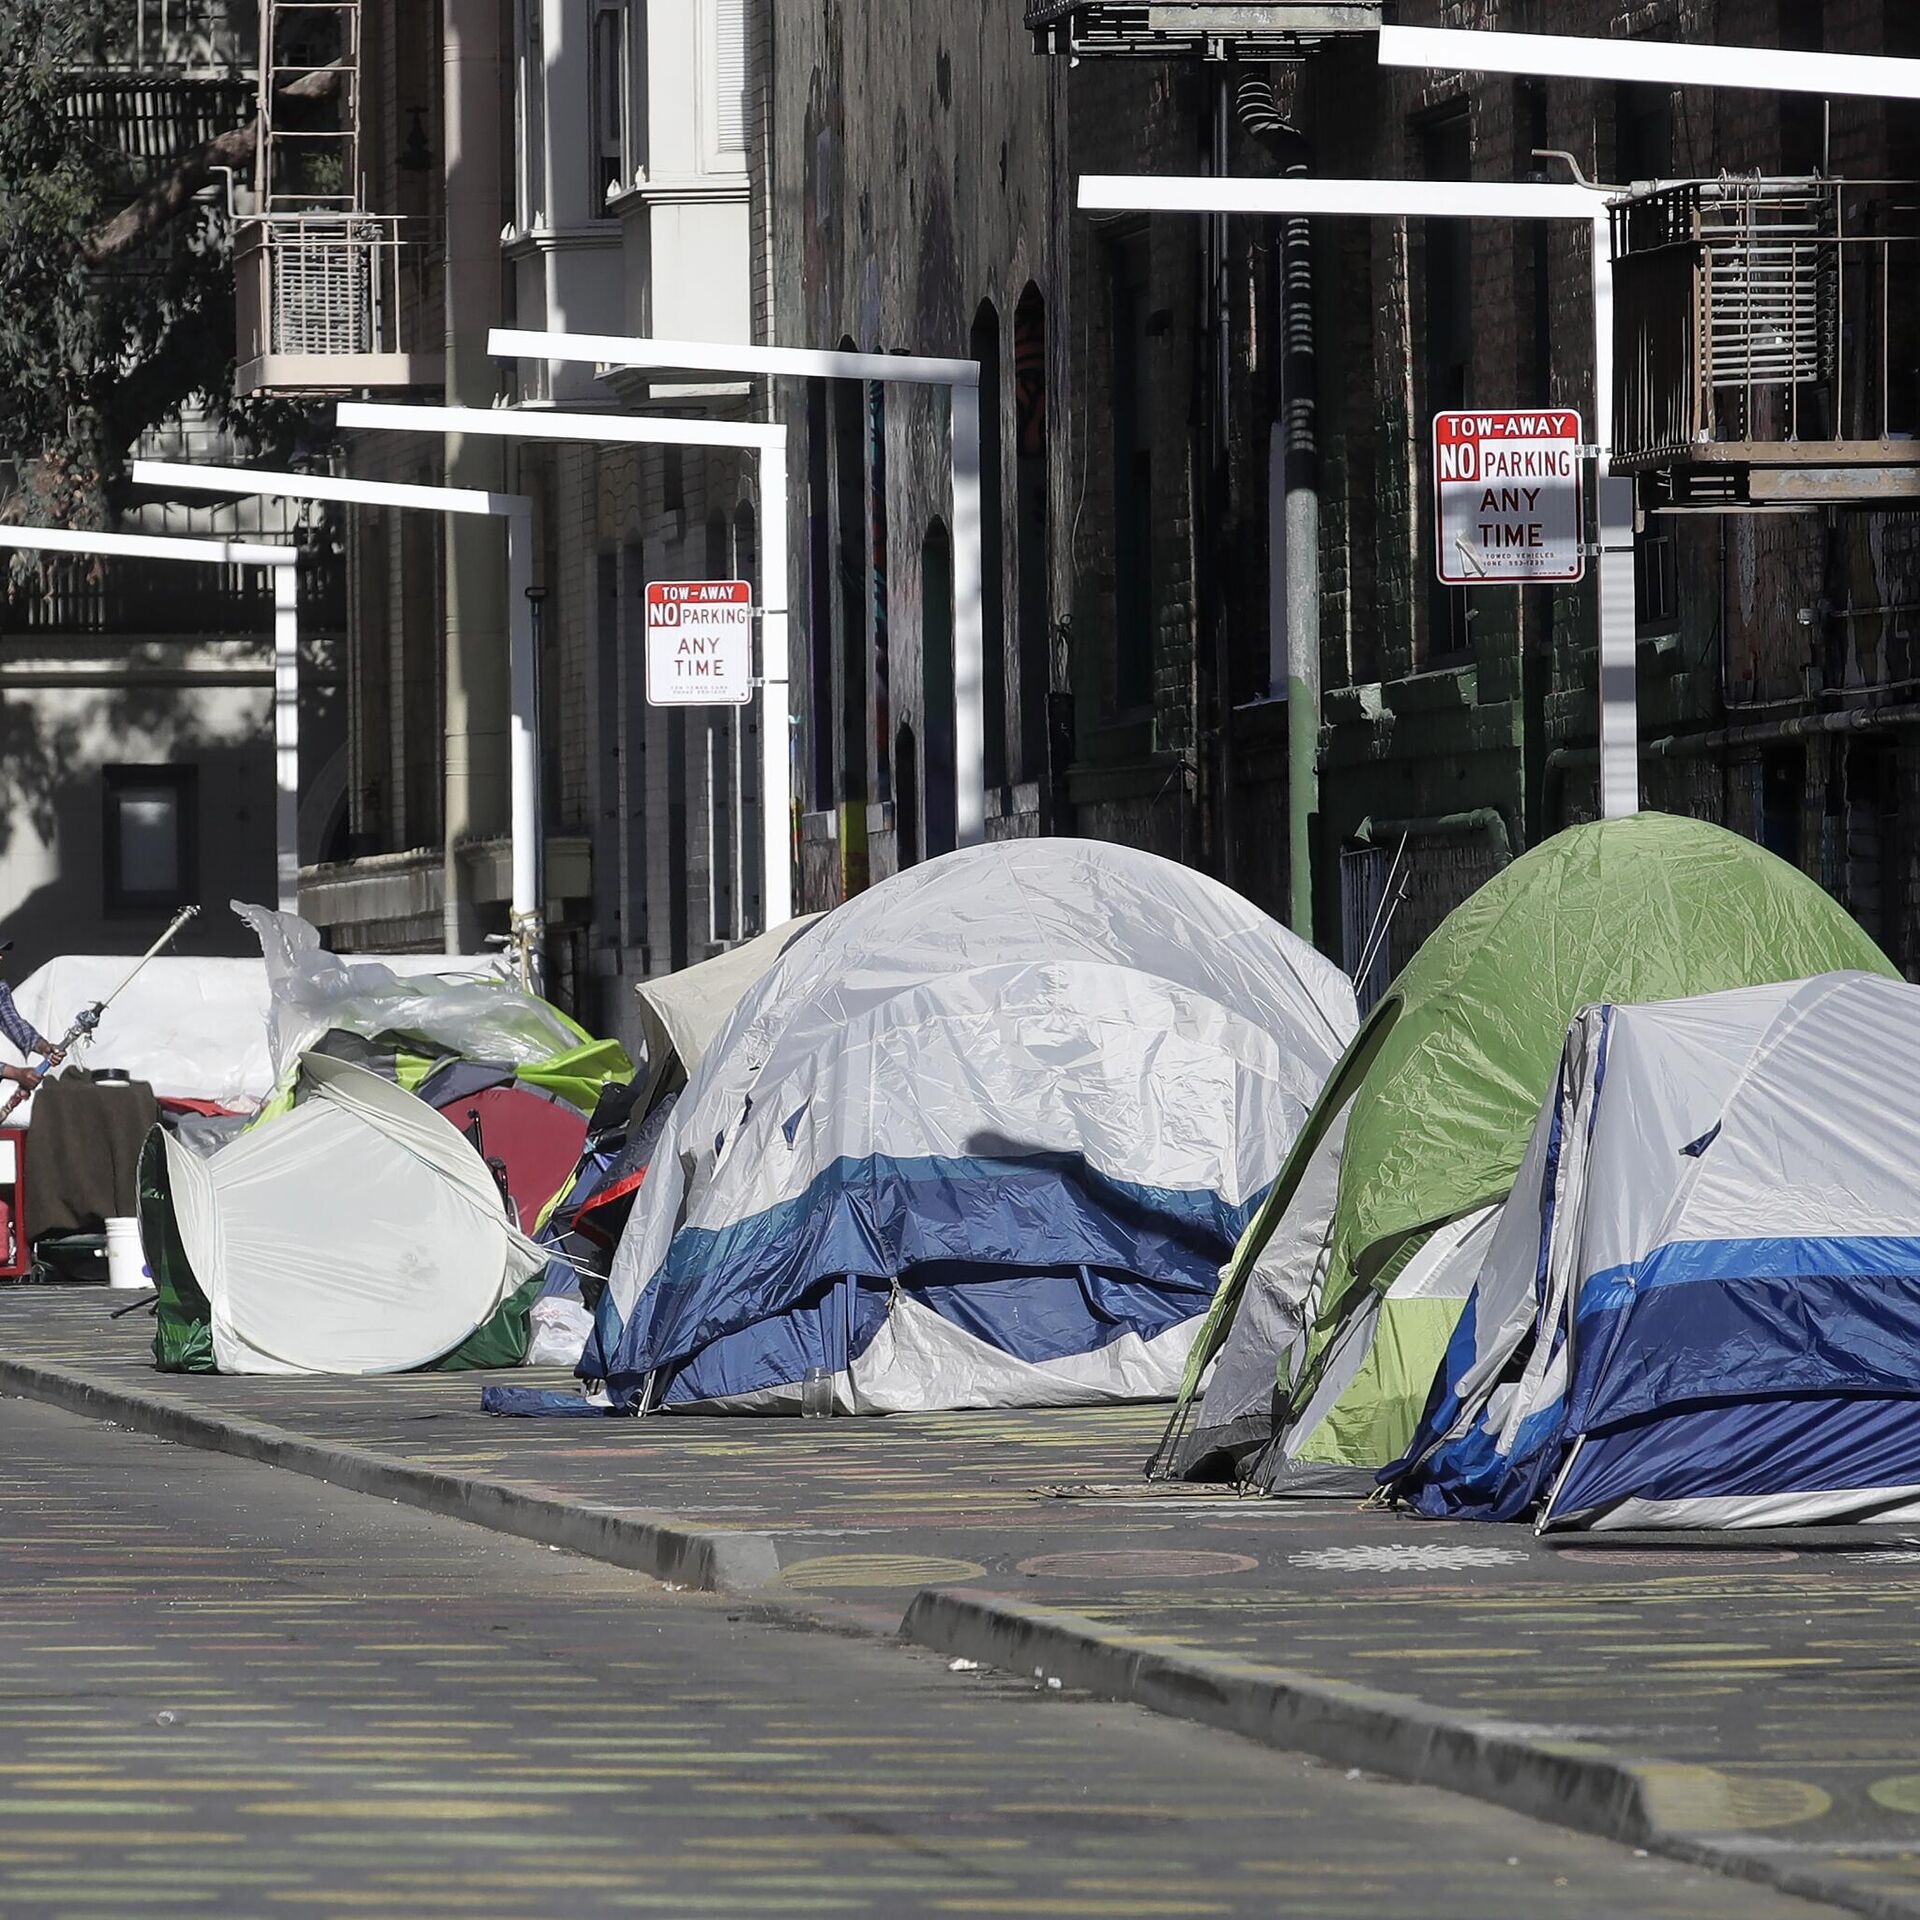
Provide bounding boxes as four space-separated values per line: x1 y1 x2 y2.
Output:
0 983 52 1082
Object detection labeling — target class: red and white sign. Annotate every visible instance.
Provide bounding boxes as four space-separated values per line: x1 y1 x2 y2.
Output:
645 579 754 706
1434 410 1585 587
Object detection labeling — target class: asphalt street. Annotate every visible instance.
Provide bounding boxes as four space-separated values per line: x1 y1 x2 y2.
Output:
0 1393 1845 1919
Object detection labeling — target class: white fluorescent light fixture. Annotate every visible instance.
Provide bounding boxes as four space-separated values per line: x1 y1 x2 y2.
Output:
132 456 541 961
1379 25 1920 102
490 327 978 389
1078 166 1639 822
331 400 796 930
1080 175 1606 219
491 328 989 852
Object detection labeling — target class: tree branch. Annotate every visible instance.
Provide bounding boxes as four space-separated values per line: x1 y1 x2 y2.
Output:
78 60 351 268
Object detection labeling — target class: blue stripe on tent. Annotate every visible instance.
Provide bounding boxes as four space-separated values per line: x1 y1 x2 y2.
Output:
603 1151 1248 1388
1636 1234 1920 1289
635 1266 1203 1408
1549 1390 1920 1523
1388 1020 1610 1513
1569 1262 1920 1432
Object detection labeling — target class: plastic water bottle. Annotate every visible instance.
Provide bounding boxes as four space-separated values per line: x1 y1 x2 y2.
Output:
800 1367 834 1418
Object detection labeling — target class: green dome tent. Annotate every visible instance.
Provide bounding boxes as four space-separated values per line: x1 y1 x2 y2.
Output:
1159 812 1900 1488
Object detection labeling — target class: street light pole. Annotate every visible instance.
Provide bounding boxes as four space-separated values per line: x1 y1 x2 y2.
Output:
488 327 989 853
1079 172 1639 830
332 400 794 933
129 460 540 970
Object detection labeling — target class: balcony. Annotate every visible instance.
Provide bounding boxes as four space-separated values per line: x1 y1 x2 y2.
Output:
1612 177 1920 510
234 214 443 396
1025 0 1380 58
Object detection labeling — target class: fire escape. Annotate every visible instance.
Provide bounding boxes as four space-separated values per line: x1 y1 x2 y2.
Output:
1025 0 1379 58
234 0 441 394
1613 176 1920 509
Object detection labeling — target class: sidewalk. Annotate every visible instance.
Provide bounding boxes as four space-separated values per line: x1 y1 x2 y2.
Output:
6 1289 1920 1917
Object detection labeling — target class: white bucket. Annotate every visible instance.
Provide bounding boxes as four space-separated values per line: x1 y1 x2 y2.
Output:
105 1216 149 1290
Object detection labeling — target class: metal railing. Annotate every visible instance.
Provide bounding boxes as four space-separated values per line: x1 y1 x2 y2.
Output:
97 0 251 72
61 74 255 183
3 560 266 637
1612 177 1920 469
1025 1 1380 58
236 213 437 372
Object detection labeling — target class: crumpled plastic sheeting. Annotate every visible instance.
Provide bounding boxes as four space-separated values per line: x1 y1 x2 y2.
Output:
233 902 582 1088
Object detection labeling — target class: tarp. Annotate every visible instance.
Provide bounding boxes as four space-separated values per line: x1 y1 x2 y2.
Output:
1165 813 1900 1483
632 916 822 1111
0 950 519 1116
596 838 1358 1413
147 1051 547 1375
1391 973 1920 1530
234 902 585 1089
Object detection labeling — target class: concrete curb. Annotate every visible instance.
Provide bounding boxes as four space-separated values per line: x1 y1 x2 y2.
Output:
902 1588 1920 1920
7 1349 1912 1917
0 1354 784 1595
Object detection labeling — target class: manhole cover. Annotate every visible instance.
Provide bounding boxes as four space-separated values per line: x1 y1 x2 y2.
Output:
1289 1543 1529 1572
1016 1549 1259 1580
1551 1549 1799 1568
776 1553 987 1591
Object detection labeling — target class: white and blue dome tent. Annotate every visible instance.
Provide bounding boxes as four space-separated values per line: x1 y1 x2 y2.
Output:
590 839 1358 1414
1389 972 1920 1531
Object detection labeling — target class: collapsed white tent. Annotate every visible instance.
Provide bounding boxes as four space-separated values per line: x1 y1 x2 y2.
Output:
0 945 508 1116
1393 972 1920 1530
150 1052 546 1374
588 839 1359 1413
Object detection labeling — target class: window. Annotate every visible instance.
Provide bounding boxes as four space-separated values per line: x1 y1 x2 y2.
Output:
1635 527 1679 633
1013 285 1050 786
591 0 628 207
104 767 196 914
920 521 956 858
713 0 747 155
1778 1 1826 174
515 0 548 229
971 300 1007 789
1615 81 1673 184
1107 229 1154 712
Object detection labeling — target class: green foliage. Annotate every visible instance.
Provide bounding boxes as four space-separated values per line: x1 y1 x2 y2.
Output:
0 0 305 541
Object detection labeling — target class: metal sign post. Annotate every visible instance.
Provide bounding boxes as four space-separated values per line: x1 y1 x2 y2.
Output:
488 328 989 852
0 525 302 910
1079 172 1639 821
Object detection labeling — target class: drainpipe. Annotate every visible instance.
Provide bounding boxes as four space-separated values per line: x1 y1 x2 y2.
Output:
442 0 509 955
1550 701 1920 775
1239 74 1318 940
1355 808 1516 868
1281 187 1319 942
1207 71 1235 885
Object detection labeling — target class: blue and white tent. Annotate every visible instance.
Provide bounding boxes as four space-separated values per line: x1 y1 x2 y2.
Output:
591 839 1358 1413
1390 972 1920 1530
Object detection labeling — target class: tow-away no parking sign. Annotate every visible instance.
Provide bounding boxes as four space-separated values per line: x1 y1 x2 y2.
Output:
1433 410 1585 587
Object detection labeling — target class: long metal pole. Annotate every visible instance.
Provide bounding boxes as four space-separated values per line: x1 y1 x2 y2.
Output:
950 382 987 848
760 445 795 926
1591 213 1639 821
505 503 543 984
272 563 301 911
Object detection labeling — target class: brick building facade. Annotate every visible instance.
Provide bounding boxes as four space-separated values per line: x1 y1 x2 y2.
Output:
774 0 1920 981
